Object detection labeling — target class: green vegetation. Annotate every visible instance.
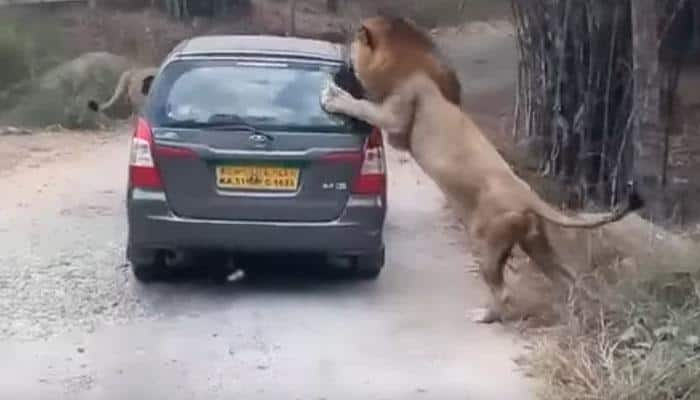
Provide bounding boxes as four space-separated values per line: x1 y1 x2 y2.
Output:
0 14 67 91
0 13 71 122
374 0 510 28
0 25 32 93
524 270 700 400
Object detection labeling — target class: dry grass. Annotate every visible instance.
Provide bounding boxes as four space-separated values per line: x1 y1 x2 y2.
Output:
0 13 68 90
521 266 700 400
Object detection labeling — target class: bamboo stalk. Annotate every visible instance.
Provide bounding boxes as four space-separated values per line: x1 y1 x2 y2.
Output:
510 0 640 208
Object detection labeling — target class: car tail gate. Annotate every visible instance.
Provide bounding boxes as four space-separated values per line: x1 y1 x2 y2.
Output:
148 125 385 222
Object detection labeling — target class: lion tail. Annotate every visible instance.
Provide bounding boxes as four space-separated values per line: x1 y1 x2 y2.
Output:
87 69 132 113
528 188 644 229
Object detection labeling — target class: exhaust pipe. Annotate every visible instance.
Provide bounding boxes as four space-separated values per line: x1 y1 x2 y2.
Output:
163 250 188 268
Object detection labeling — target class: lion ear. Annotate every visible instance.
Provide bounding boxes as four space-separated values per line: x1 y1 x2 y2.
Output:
357 25 374 49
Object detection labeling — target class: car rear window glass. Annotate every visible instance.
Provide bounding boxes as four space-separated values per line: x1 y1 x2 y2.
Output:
147 59 369 133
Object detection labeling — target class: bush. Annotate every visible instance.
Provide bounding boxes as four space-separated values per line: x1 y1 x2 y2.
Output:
373 0 510 28
523 271 700 400
0 25 31 92
0 14 70 113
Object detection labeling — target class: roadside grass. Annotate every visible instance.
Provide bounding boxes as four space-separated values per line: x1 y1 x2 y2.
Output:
0 13 68 91
522 261 700 400
371 0 510 27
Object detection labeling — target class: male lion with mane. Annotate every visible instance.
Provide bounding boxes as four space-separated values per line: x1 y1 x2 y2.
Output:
321 16 644 323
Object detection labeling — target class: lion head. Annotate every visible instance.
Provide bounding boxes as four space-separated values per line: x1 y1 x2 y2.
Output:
349 16 461 106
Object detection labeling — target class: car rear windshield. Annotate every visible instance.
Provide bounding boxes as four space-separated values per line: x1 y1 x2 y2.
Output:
147 58 369 133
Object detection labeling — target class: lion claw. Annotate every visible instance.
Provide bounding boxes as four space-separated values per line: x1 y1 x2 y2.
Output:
320 86 333 111
467 307 501 324
320 81 352 113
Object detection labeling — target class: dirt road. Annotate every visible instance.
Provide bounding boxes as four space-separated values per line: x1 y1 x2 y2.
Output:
0 130 531 400
0 25 530 400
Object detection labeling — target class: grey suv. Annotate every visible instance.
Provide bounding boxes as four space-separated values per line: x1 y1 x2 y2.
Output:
126 35 387 282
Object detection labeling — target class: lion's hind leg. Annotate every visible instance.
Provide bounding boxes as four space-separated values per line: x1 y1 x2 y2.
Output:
519 216 574 296
468 212 526 324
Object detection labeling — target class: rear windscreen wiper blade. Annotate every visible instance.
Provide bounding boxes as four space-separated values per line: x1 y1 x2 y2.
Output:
165 115 255 130
205 114 268 131
207 113 250 125
206 124 258 131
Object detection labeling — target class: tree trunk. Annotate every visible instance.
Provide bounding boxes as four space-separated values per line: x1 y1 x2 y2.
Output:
288 0 297 36
693 2 700 52
233 0 252 15
163 0 190 20
631 0 667 219
326 0 339 14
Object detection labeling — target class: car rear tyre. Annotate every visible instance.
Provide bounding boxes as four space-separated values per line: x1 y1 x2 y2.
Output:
131 259 166 283
128 246 167 283
353 248 385 280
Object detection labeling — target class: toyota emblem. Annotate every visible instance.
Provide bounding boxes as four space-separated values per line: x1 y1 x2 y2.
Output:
248 133 271 148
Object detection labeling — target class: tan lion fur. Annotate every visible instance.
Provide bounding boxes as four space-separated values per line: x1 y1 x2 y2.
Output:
87 67 158 117
321 16 644 323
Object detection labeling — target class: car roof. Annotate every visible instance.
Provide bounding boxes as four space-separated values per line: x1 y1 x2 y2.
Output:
170 35 347 63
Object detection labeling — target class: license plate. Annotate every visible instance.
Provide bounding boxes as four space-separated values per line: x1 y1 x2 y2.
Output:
216 165 300 191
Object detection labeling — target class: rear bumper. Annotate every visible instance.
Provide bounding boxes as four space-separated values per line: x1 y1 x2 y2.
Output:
127 188 386 260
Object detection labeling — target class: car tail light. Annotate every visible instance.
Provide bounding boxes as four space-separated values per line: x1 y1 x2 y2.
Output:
352 127 386 195
129 118 163 189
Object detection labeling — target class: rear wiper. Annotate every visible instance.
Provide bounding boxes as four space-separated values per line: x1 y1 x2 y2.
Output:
165 120 210 128
207 113 249 125
166 115 278 130
166 115 254 130
205 114 265 131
